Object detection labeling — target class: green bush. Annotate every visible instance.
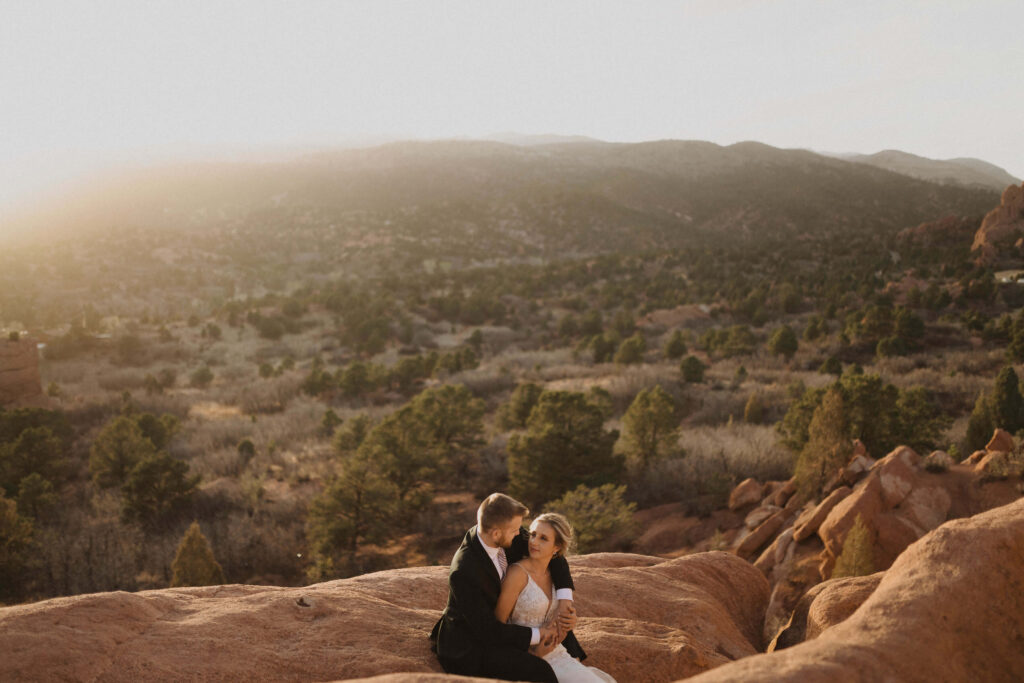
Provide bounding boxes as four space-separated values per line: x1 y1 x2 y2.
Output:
544 484 637 553
832 514 875 578
680 355 705 383
171 521 225 587
508 391 622 508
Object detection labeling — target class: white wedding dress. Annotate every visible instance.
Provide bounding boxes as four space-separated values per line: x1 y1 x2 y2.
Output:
507 567 616 683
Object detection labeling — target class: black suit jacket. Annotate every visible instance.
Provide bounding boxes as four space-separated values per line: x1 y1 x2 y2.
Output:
430 525 586 673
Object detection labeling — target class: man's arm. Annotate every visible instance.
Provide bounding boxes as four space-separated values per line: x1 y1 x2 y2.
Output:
449 566 533 651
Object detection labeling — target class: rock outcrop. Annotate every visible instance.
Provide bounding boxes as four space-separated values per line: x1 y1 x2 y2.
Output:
0 337 46 408
972 182 1024 264
0 552 769 682
687 497 1024 682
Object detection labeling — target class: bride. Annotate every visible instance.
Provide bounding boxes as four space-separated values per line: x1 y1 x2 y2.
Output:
494 513 616 683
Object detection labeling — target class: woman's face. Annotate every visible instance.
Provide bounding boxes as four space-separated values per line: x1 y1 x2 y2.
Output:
528 520 561 561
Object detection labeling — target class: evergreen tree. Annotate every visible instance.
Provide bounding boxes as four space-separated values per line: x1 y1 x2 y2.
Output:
794 388 851 500
544 484 637 553
663 330 688 360
306 452 395 575
120 453 198 530
819 356 842 376
680 355 705 383
614 333 646 365
89 416 157 488
508 391 622 508
743 392 764 424
0 492 34 601
497 383 544 430
966 391 996 452
832 514 875 578
171 521 225 587
620 386 679 466
768 325 798 359
991 366 1024 433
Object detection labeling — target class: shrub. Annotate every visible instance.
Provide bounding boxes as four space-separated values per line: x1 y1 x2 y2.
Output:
664 330 688 360
680 355 705 383
544 484 637 553
189 365 214 388
767 325 798 359
743 392 764 424
614 333 646 365
620 385 679 466
832 514 875 578
120 452 199 530
508 391 622 508
89 416 157 488
171 521 225 587
793 387 852 500
496 383 544 431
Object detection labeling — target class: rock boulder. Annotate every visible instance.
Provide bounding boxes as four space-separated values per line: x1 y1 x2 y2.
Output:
688 498 1024 682
0 552 770 682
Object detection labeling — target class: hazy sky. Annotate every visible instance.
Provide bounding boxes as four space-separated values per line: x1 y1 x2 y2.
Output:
2 0 1022 214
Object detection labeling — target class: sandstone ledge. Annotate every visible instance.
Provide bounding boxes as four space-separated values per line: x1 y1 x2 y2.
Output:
0 552 768 682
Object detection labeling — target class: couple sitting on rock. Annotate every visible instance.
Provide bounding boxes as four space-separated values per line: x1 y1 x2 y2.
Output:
430 493 615 683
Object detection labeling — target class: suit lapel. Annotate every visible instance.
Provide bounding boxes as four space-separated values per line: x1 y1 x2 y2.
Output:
468 525 501 589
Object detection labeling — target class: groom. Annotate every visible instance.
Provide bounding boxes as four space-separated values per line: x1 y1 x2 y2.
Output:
430 493 585 682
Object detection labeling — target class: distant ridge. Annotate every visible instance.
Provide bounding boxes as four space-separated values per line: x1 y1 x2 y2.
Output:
824 149 1019 192
5 138 1000 254
481 132 603 146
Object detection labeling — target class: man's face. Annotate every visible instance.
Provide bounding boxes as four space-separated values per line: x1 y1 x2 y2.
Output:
493 516 523 549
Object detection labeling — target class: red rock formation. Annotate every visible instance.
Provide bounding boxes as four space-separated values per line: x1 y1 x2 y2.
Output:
0 552 769 682
972 182 1024 264
687 498 1024 682
0 337 46 408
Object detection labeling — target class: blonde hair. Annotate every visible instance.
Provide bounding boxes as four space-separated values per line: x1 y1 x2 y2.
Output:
532 512 576 556
478 493 529 531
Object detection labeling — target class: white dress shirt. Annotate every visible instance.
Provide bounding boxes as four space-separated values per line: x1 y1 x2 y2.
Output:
479 535 573 645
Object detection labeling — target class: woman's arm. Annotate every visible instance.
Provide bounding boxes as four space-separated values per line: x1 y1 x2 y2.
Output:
494 564 529 624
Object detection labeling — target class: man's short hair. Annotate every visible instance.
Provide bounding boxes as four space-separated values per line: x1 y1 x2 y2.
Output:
477 493 529 531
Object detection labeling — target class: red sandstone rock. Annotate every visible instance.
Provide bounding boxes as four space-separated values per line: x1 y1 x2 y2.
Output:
818 475 885 559
792 487 851 542
771 479 797 507
964 449 987 465
895 486 951 533
770 572 883 649
688 498 1024 682
735 510 788 559
972 182 1024 264
729 478 763 510
975 451 1016 479
986 428 1015 453
744 504 781 529
871 446 920 508
923 450 954 471
0 552 769 682
0 338 46 408
850 439 868 458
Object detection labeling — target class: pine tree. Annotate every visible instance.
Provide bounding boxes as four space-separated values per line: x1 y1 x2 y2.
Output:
794 388 851 500
743 392 764 424
171 521 225 587
664 330 688 360
620 385 679 466
832 514 875 578
508 391 621 508
768 325 799 359
680 355 705 383
991 366 1024 433
966 391 995 452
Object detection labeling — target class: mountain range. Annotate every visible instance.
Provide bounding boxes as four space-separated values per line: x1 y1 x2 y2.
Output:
6 139 1004 259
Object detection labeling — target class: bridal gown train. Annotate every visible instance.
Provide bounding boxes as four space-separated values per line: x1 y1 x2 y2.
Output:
507 568 616 683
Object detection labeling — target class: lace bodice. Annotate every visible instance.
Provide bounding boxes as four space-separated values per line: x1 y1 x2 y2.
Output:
507 566 557 629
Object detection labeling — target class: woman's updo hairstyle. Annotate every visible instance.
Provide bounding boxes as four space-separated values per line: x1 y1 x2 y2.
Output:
533 512 576 556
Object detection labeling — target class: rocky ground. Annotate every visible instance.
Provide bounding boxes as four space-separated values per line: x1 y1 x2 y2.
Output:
3 431 1023 681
